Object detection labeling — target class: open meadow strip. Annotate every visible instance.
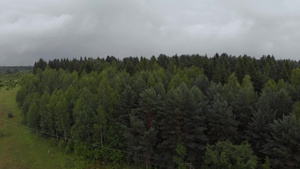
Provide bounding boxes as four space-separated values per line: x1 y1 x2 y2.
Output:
0 87 86 169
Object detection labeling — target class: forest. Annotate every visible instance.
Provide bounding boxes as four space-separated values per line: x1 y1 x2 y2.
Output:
16 53 300 169
0 66 32 74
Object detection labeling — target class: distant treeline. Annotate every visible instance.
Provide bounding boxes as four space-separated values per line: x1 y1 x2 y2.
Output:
0 66 33 74
33 53 300 92
16 53 300 168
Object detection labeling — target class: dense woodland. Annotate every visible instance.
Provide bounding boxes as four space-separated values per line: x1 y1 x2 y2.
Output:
17 53 300 168
0 66 32 74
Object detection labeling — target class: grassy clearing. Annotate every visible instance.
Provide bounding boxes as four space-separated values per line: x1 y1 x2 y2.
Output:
0 87 88 169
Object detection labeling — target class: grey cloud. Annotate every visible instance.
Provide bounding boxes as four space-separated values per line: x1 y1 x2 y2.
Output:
0 0 300 65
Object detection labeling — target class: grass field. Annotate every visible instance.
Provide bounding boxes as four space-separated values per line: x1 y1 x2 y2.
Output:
0 87 89 169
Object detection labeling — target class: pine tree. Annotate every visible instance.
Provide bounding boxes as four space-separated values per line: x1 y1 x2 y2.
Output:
159 84 207 167
232 75 256 141
115 86 138 126
190 75 210 96
206 93 238 143
246 107 275 158
223 72 241 106
258 87 293 119
263 114 300 168
234 57 245 84
125 87 161 168
280 60 292 82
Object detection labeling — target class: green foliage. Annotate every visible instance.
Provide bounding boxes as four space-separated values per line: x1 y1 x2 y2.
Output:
65 142 73 154
173 142 187 169
257 87 293 119
58 140 66 151
294 101 300 119
280 60 292 82
291 67 300 87
225 72 241 91
71 88 97 144
263 114 300 168
202 140 257 169
206 93 238 143
27 102 40 130
16 55 300 169
160 83 207 166
263 79 277 91
246 107 275 158
231 75 256 141
261 156 271 169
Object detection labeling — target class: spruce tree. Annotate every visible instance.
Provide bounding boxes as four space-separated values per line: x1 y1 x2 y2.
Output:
263 114 300 168
206 93 238 143
246 107 275 158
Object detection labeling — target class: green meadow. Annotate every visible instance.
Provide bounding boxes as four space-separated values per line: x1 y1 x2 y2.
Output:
0 87 88 169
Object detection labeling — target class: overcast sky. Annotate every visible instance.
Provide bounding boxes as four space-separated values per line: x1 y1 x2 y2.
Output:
1 0 300 66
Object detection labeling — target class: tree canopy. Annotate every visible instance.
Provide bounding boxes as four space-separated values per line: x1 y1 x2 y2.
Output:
19 54 300 168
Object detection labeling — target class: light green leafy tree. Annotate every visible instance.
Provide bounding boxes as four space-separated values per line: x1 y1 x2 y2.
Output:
202 140 257 169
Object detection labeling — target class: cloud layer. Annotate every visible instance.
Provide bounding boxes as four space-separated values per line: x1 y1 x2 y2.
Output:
1 0 300 65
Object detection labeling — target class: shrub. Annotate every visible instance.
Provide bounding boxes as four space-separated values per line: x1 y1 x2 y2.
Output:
7 111 13 118
58 140 66 151
65 142 73 154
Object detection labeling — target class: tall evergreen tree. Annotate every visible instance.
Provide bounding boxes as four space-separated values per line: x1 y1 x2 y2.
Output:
206 93 238 143
246 107 275 158
280 60 292 82
233 75 256 140
263 114 300 168
159 83 207 167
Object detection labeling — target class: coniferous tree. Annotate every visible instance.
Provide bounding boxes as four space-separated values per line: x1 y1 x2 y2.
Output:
135 87 161 168
116 86 138 126
16 54 300 168
188 86 208 166
223 72 241 105
233 75 256 140
206 93 238 143
263 114 300 168
246 107 275 158
235 57 245 84
159 83 206 167
33 58 47 74
280 60 292 82
191 75 210 96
